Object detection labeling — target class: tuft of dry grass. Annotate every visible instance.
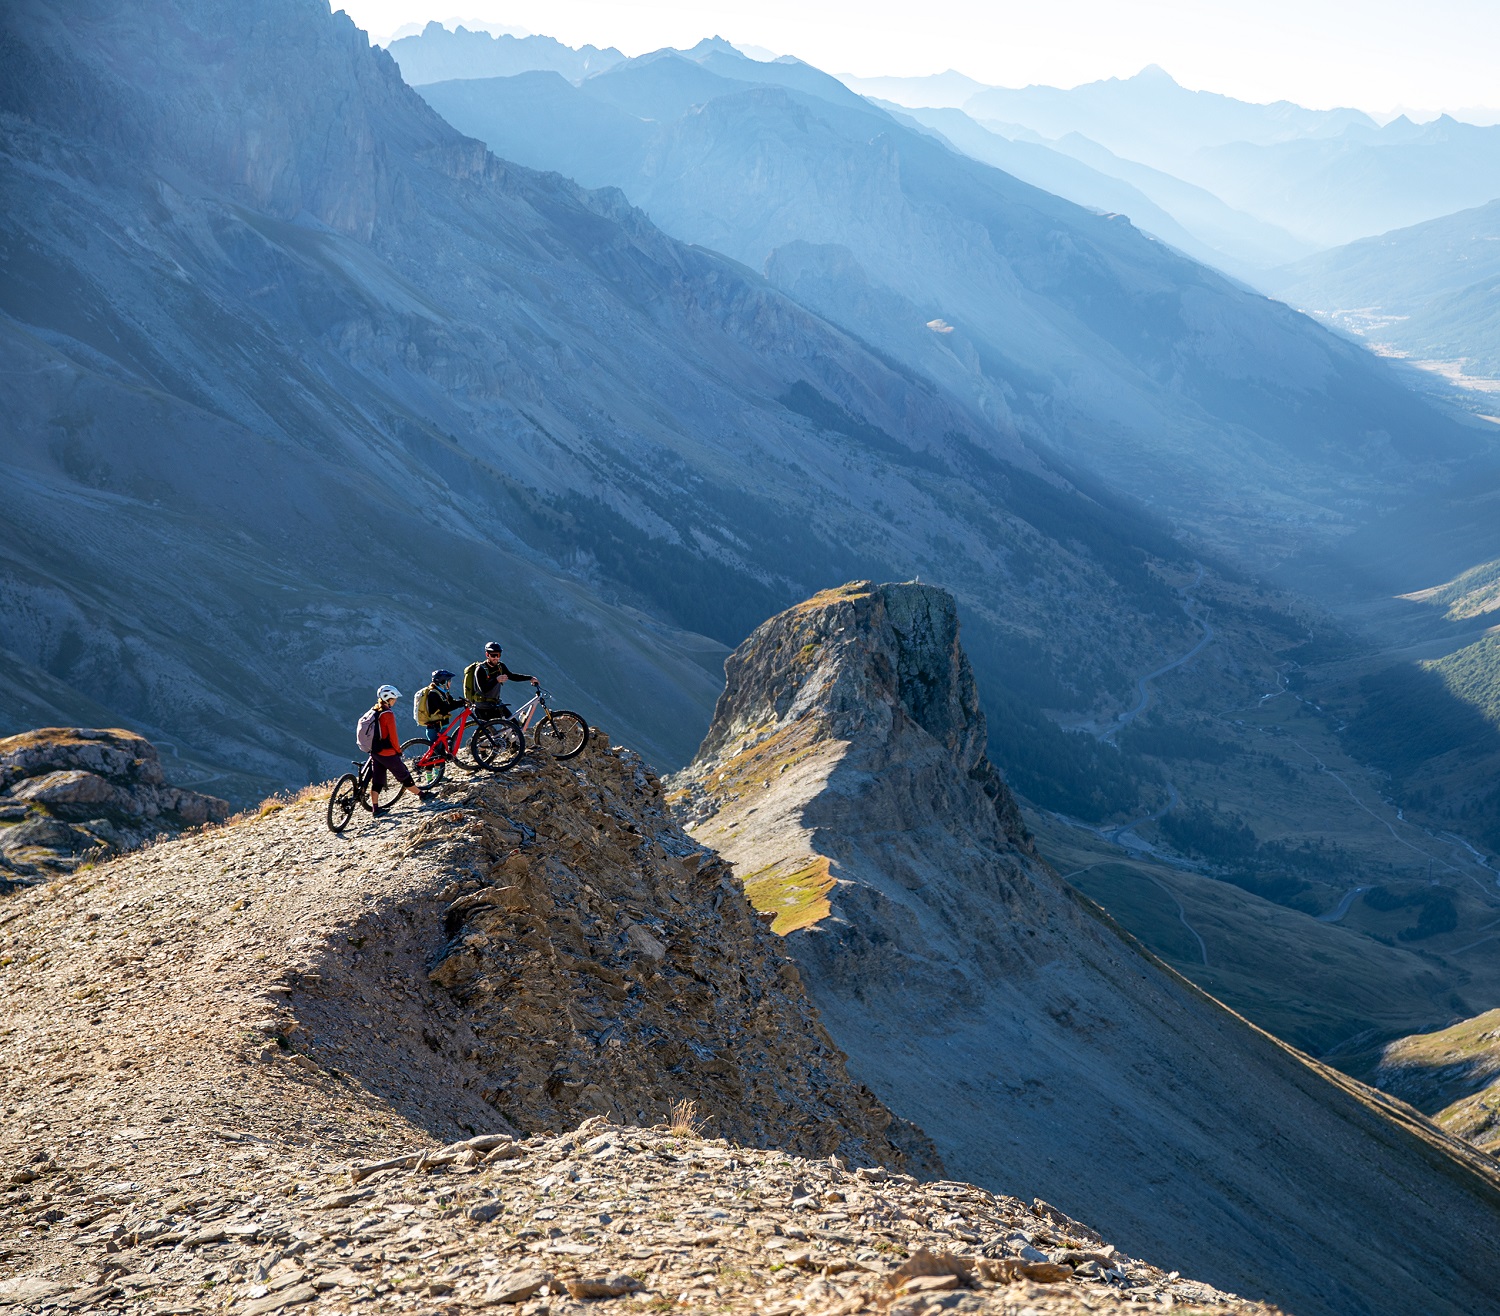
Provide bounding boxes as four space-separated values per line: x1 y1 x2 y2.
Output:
223 782 333 830
665 1098 707 1137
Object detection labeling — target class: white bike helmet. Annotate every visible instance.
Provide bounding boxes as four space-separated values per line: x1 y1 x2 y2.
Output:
376 683 401 702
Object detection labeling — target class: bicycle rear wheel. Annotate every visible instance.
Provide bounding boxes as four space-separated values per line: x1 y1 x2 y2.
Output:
402 736 444 789
363 757 407 811
531 710 589 760
471 717 525 772
327 774 359 833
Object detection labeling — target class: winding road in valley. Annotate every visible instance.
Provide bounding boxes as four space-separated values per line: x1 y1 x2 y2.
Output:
1054 567 1217 964
1097 564 1214 745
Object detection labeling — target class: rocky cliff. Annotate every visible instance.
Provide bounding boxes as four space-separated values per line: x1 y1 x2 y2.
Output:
0 728 228 888
0 733 1278 1315
669 582 1500 1316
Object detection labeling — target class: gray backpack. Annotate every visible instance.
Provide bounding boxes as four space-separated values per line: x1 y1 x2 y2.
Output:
355 706 380 752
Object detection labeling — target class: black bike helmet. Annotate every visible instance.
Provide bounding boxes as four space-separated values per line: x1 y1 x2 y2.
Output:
431 669 455 684
484 641 503 655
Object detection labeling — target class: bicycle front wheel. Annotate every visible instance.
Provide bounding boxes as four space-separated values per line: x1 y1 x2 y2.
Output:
471 717 525 772
327 774 359 833
531 711 589 760
402 737 444 789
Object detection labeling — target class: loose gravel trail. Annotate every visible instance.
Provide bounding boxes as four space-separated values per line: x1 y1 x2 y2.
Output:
0 743 1278 1315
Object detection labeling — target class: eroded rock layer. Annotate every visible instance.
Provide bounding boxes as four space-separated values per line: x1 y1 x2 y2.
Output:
0 728 229 887
0 1116 1283 1316
670 581 1500 1316
0 729 1276 1315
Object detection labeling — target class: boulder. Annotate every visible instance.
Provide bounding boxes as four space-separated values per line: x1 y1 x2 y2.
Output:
0 727 229 885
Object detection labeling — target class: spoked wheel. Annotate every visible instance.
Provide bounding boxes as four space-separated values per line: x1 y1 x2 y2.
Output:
471 717 525 772
326 774 360 834
402 737 445 790
360 760 406 812
531 711 589 760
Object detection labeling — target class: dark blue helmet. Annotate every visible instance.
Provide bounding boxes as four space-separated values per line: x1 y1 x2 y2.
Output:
431 669 455 684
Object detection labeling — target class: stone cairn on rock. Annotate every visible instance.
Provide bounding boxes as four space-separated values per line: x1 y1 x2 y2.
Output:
0 728 229 888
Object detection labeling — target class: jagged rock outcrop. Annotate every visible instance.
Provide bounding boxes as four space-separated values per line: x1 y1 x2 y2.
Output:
1348 1007 1500 1155
670 581 1500 1316
0 727 1280 1315
0 727 228 887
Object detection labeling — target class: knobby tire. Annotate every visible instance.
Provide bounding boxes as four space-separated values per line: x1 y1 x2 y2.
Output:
402 736 445 789
531 710 589 760
327 774 359 834
471 717 525 772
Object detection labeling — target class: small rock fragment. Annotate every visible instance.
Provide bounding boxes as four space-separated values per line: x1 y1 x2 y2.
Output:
564 1275 643 1299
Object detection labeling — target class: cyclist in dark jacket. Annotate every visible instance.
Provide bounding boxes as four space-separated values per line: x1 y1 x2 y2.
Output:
464 641 538 719
416 669 464 746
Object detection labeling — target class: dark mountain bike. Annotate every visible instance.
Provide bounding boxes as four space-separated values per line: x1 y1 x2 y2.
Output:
326 756 407 834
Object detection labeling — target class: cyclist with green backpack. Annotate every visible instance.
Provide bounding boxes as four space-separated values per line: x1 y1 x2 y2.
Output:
412 669 464 782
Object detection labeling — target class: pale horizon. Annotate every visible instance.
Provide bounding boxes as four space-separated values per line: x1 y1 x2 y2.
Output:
335 0 1500 123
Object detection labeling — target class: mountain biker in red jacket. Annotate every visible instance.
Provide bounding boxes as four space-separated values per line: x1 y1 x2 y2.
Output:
369 684 432 815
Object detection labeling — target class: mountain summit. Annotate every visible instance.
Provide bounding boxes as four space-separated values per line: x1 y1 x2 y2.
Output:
670 581 1500 1316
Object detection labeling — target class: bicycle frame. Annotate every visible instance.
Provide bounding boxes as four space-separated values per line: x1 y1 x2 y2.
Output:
508 689 551 736
411 703 479 769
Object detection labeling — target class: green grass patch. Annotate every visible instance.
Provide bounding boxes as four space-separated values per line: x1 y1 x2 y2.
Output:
742 857 835 934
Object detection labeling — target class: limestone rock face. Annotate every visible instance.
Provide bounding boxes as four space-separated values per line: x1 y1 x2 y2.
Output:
0 727 229 886
670 581 1500 1316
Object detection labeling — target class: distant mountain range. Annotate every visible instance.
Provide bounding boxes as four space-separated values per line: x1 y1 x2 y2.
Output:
879 101 1314 277
1186 116 1500 248
417 42 1492 572
962 65 1375 169
848 65 1500 254
1270 199 1500 382
386 21 622 84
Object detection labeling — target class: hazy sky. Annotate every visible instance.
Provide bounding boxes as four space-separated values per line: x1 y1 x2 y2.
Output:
336 0 1500 118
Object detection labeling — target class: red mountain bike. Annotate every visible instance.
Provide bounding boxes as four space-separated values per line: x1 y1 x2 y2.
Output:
401 702 525 788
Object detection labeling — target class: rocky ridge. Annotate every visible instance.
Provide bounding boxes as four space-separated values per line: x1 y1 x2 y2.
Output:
0 729 228 889
0 730 1274 1314
669 581 1500 1316
1357 1008 1500 1155
0 1118 1278 1316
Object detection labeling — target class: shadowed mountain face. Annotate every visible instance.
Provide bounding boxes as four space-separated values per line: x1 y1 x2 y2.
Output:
0 0 1202 801
669 581 1500 1316
420 47 1495 571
